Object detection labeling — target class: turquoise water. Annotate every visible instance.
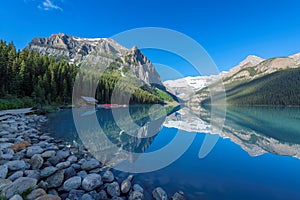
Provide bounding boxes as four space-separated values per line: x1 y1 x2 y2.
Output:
45 106 300 200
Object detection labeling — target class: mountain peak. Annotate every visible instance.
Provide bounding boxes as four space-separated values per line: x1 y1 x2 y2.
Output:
241 55 264 66
26 33 163 86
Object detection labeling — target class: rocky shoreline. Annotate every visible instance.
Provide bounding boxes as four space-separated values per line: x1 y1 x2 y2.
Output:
0 113 185 200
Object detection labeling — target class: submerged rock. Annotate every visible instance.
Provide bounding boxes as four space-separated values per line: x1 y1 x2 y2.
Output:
171 192 185 200
129 190 144 200
107 181 121 197
152 187 168 200
121 178 131 194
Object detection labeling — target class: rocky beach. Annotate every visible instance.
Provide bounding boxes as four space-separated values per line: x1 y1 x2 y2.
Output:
0 112 185 200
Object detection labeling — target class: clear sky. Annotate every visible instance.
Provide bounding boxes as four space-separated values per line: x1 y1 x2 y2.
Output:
1 0 300 79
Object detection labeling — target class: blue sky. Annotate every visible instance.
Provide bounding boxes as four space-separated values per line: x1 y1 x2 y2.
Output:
1 0 300 79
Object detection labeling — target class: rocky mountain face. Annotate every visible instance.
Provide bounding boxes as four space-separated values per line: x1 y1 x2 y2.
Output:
26 33 162 85
221 53 299 86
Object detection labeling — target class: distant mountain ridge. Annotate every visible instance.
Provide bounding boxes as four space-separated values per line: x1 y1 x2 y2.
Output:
164 51 300 105
26 33 163 86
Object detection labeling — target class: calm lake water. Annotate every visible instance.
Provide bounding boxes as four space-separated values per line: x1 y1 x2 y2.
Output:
45 105 300 200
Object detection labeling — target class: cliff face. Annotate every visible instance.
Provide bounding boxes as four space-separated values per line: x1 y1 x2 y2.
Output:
26 33 162 85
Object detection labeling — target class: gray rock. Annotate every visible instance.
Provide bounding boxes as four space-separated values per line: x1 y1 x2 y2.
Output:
88 190 100 200
26 188 47 200
48 156 60 166
24 170 40 180
47 189 59 196
2 177 37 198
81 159 100 171
67 155 78 163
133 184 144 193
41 166 58 178
9 194 23 200
36 141 49 148
81 194 93 200
0 142 13 150
0 130 10 136
37 181 48 190
64 167 76 180
121 179 131 194
78 158 86 165
102 170 114 183
171 192 185 200
0 138 10 142
68 189 85 200
56 150 70 160
77 170 88 178
26 146 44 157
35 194 61 200
0 178 12 191
0 165 8 179
98 190 108 200
152 187 168 200
107 181 120 197
41 150 56 158
71 163 81 170
63 176 82 191
111 197 123 200
46 169 65 188
89 168 101 174
5 160 26 171
127 175 134 181
1 148 14 160
14 136 24 143
82 174 102 191
30 154 44 170
129 191 144 200
56 161 71 169
8 171 23 181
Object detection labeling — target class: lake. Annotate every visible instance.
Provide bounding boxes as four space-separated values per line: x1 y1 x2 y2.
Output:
44 105 300 200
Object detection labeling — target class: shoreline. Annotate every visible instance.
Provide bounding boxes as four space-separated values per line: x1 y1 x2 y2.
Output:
0 112 185 200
